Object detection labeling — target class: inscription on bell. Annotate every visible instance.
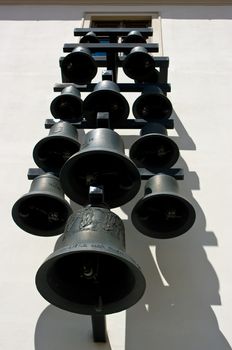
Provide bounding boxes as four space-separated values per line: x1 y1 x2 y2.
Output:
79 207 94 229
64 206 125 244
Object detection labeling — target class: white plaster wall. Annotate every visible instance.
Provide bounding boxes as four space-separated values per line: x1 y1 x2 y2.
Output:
0 5 232 350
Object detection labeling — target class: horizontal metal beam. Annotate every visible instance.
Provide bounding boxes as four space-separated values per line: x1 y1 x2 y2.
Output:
60 54 169 67
44 118 174 129
74 27 153 37
53 82 171 93
63 42 159 53
27 167 184 180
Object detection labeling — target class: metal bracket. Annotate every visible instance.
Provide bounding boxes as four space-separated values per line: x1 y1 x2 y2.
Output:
139 168 184 180
89 186 105 205
96 112 111 129
27 168 45 180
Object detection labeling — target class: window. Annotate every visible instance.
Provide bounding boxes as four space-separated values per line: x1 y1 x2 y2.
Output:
82 13 163 55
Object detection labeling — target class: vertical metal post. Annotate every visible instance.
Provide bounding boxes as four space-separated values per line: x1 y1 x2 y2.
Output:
107 34 118 82
91 315 107 342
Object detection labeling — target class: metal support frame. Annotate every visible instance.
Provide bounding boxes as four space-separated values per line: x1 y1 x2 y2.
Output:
88 186 107 342
23 26 185 344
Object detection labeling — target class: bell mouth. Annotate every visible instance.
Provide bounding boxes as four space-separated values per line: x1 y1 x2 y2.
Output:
33 137 80 173
60 149 141 208
61 52 97 84
133 93 173 121
83 90 129 127
123 52 155 81
36 247 146 315
130 134 179 171
50 94 83 122
132 193 196 239
12 193 72 236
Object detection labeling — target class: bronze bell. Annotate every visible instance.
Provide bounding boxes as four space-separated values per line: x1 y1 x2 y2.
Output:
36 206 146 315
132 85 173 121
132 174 196 239
122 46 159 83
83 80 130 127
33 121 81 174
61 46 97 85
130 122 179 171
60 128 141 208
50 86 83 123
12 173 72 236
122 30 146 43
80 31 99 43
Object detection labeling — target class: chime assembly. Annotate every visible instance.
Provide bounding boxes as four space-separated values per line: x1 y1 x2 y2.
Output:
12 26 196 343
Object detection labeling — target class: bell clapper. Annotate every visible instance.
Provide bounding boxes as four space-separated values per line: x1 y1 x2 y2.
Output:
165 209 182 221
95 295 103 313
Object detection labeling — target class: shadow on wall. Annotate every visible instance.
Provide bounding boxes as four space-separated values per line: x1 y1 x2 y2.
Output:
122 164 231 350
34 305 112 350
121 110 231 350
34 109 231 350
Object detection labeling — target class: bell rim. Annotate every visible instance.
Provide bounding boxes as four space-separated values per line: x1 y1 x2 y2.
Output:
12 191 72 236
129 133 179 171
132 192 196 239
60 148 141 208
50 94 83 121
35 244 146 315
132 93 173 120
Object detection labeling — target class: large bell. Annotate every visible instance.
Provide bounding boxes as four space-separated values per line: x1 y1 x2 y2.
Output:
50 86 83 123
60 128 141 208
12 173 72 236
130 122 179 171
132 174 196 239
122 30 146 43
83 80 130 127
61 46 97 85
33 121 80 174
132 85 173 121
80 31 99 43
122 46 159 83
36 206 146 315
